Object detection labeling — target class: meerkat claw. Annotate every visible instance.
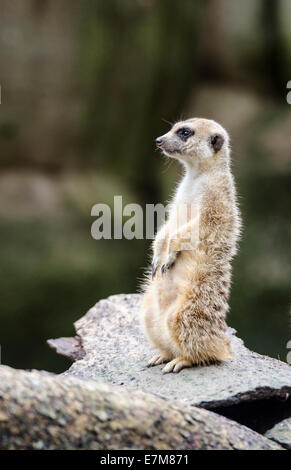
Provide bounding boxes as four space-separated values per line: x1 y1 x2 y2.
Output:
162 357 192 374
151 263 158 278
151 257 161 278
161 264 167 274
161 257 176 274
147 354 172 367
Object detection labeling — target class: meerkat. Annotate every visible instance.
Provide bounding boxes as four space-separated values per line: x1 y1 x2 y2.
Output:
141 118 241 373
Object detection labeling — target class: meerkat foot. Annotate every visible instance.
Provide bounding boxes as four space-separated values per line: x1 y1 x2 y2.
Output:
162 357 192 374
147 353 172 367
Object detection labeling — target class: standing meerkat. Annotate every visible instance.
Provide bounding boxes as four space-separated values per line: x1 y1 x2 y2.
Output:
141 117 241 373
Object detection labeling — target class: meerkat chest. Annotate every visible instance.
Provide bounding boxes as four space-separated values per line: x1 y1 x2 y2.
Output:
168 174 207 229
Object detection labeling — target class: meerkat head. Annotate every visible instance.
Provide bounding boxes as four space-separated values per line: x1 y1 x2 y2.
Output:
156 118 230 170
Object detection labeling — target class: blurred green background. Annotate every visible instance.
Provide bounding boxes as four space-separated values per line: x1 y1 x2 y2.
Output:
0 0 290 373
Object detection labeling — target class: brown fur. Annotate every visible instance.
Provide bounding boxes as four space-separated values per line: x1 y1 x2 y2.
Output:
141 118 242 373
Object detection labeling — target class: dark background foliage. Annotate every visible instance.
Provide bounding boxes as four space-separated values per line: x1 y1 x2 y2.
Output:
0 0 290 372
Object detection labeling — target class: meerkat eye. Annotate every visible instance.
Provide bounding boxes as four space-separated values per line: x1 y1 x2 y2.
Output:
176 127 194 141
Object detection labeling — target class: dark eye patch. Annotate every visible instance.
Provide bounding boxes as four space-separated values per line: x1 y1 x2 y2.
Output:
176 127 194 141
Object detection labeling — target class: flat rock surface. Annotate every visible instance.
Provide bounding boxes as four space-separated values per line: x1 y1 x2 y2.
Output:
265 418 291 450
49 294 291 408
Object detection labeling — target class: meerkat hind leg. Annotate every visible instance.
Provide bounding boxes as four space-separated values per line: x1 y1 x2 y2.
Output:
162 357 192 374
147 352 173 368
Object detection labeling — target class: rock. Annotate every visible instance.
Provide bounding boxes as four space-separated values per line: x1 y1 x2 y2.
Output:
0 365 283 450
47 336 85 361
49 294 291 406
265 418 291 450
0 293 289 449
48 293 291 434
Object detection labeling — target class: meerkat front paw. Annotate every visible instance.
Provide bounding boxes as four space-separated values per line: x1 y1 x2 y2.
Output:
147 353 173 367
162 357 192 374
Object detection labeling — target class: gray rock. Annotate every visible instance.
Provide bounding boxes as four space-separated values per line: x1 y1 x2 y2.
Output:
0 365 283 450
49 294 291 410
265 418 291 449
0 293 289 450
48 336 84 361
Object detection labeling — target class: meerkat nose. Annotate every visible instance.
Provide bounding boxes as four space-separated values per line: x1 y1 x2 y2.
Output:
156 137 164 147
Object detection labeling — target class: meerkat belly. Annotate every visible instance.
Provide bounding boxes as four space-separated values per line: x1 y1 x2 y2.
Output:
148 251 194 353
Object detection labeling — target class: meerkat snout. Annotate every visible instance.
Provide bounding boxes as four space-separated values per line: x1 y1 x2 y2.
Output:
155 137 164 147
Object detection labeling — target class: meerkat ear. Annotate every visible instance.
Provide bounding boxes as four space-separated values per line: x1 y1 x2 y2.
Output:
210 134 224 152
